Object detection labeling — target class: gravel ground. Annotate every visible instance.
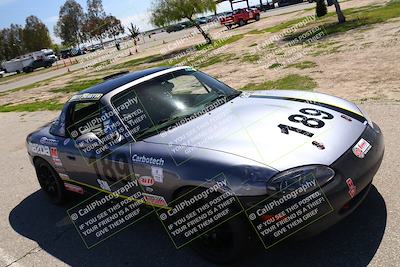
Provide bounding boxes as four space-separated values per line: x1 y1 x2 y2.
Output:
0 102 399 267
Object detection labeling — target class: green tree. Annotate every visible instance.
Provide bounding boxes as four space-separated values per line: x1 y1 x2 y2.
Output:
316 0 327 17
151 0 216 44
84 0 107 45
127 23 140 52
0 24 25 60
23 15 52 51
331 0 346 23
104 15 125 40
54 0 85 47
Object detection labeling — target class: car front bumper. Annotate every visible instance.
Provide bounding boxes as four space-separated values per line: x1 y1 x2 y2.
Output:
239 122 384 240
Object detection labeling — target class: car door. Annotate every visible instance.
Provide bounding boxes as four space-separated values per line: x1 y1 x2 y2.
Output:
57 100 103 188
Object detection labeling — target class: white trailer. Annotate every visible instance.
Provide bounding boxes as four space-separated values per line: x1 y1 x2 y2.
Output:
1 57 34 73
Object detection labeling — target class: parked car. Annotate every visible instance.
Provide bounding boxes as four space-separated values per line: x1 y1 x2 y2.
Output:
278 0 304 7
26 66 384 263
165 24 185 33
220 8 261 29
23 58 53 73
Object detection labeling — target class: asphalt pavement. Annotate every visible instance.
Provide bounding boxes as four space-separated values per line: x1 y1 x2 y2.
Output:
0 102 399 266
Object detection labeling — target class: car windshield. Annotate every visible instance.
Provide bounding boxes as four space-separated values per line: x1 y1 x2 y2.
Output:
110 68 240 140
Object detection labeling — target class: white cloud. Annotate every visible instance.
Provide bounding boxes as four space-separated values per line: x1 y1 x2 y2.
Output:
45 16 59 23
120 11 154 32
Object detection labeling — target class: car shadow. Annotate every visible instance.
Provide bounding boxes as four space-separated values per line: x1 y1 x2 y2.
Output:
9 185 386 266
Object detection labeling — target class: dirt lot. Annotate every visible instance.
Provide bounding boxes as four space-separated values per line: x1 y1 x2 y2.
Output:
1 0 398 107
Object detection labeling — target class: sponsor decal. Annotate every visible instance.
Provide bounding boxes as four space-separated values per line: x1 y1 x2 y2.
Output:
341 114 352 122
64 183 84 195
142 193 167 207
312 141 325 150
97 179 111 191
29 142 50 156
132 154 164 166
63 138 71 146
346 178 357 198
138 176 155 187
145 187 154 193
59 173 70 180
69 93 103 102
50 147 63 167
40 137 59 146
352 138 372 158
151 166 164 183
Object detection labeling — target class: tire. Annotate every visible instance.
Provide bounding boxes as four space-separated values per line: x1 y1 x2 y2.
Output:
255 14 261 21
23 67 33 73
238 19 245 27
175 188 250 264
34 158 67 205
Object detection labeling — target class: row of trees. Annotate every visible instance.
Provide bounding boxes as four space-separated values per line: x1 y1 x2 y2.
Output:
150 0 346 45
0 16 52 61
54 0 125 48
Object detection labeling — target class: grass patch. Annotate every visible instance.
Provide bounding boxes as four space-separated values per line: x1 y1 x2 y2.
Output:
111 54 164 70
196 34 244 51
285 1 400 41
241 74 317 91
287 61 317 69
196 53 237 68
51 78 103 93
0 100 63 112
242 54 260 63
268 63 283 69
248 17 309 35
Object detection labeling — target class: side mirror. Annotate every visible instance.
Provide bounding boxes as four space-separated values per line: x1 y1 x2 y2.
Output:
75 132 102 151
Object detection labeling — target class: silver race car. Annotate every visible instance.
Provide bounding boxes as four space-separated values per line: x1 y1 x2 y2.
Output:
26 66 384 262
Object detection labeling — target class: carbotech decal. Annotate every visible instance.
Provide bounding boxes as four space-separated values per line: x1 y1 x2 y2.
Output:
132 154 164 166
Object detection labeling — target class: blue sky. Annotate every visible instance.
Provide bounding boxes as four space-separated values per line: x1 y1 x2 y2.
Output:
0 0 265 43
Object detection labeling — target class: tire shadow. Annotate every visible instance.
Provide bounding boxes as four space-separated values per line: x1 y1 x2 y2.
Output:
9 185 386 267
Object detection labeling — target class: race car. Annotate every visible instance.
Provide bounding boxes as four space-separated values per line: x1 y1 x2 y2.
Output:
26 66 384 262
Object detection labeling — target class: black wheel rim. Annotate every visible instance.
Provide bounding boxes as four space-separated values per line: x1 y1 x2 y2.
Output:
38 165 58 198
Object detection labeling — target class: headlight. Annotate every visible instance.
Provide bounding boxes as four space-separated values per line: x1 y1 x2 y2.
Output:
357 105 374 129
266 165 335 196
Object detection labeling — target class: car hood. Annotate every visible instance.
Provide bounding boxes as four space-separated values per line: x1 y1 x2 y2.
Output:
146 90 367 171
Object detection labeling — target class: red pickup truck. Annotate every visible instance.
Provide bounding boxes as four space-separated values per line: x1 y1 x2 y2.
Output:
220 8 261 29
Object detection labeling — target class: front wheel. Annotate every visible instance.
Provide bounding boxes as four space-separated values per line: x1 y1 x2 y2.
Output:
34 158 67 205
176 188 250 264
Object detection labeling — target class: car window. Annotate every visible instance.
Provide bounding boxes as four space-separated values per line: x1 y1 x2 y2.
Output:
66 101 126 149
111 69 239 140
67 102 102 137
49 106 68 137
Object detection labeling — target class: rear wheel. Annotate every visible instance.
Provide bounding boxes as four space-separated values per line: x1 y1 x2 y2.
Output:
238 19 245 27
255 14 261 21
34 158 67 205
